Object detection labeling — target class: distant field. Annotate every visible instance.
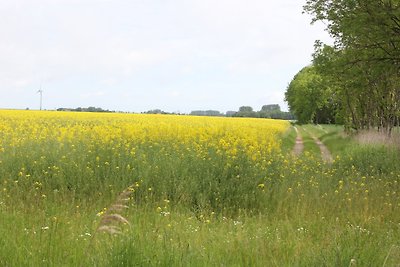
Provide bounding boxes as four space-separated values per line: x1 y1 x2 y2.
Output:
0 110 399 266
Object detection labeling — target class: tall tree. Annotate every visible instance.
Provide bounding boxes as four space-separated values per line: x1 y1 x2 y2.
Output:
285 65 337 124
235 106 257 117
304 0 400 135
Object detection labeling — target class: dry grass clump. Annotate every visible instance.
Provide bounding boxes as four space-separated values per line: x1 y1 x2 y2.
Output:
84 184 135 261
355 130 400 148
95 185 135 235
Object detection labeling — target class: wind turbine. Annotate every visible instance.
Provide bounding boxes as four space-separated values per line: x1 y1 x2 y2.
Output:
37 85 43 110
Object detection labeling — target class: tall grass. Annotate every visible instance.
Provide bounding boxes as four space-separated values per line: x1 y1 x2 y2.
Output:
280 125 297 153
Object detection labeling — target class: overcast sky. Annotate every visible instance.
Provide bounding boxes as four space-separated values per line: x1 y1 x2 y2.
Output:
0 0 331 113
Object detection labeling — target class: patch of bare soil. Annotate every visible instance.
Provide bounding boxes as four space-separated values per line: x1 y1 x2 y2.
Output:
292 126 304 156
312 136 333 163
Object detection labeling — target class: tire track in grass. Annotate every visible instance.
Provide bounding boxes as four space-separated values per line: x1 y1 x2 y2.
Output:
300 126 334 163
294 125 333 163
312 136 333 163
306 125 333 163
292 126 304 156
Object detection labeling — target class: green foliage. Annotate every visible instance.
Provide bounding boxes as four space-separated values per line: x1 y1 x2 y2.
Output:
57 106 112 112
234 106 257 118
144 109 164 114
190 110 224 117
285 66 337 124
261 104 280 112
188 106 294 120
232 105 295 120
303 0 400 134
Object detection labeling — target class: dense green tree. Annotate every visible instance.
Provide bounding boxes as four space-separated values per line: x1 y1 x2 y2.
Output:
285 65 336 124
312 43 400 132
235 106 257 117
145 109 164 114
303 0 400 134
225 111 237 117
190 110 223 116
261 104 280 112
304 0 400 65
228 105 294 120
257 104 294 119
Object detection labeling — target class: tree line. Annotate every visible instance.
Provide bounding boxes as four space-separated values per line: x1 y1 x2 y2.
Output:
56 105 294 120
191 105 294 120
57 107 113 112
285 0 400 136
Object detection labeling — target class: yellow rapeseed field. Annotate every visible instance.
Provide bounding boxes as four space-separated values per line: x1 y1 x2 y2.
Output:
0 109 290 209
0 109 289 160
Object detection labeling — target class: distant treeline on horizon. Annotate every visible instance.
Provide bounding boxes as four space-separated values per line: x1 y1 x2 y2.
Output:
56 104 294 120
190 104 294 120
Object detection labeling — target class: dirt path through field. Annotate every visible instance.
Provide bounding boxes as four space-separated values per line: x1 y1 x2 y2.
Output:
292 126 304 156
292 126 333 163
312 136 333 163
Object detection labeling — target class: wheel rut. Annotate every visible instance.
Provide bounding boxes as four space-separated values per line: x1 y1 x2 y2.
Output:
312 136 333 163
292 126 304 156
292 126 333 164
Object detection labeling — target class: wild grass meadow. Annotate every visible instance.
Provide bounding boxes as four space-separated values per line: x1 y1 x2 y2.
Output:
0 110 399 266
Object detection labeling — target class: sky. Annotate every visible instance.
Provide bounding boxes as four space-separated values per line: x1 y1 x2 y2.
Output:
0 0 331 113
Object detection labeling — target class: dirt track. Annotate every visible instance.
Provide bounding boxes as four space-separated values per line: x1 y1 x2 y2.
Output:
292 126 304 156
312 136 333 163
292 126 333 163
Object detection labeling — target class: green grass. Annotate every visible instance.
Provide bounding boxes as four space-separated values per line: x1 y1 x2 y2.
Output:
1 123 400 266
280 125 297 153
317 125 353 156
